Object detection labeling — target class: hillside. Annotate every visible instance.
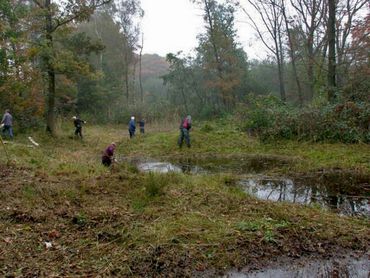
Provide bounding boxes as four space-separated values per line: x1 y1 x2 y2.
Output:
140 53 169 80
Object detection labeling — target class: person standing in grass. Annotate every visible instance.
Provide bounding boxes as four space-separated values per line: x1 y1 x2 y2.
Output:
178 115 192 148
102 142 116 167
1 109 13 139
139 119 145 134
128 116 136 138
73 116 86 139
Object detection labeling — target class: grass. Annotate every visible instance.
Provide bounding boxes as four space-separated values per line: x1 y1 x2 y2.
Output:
125 121 370 173
0 121 369 276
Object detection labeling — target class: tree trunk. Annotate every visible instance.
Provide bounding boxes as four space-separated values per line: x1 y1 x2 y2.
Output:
94 15 103 71
274 28 286 102
124 48 129 103
307 32 315 101
203 0 227 107
139 34 144 103
45 0 56 135
180 85 189 114
327 0 336 102
282 1 303 106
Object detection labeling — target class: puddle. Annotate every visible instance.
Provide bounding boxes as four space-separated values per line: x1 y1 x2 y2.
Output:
224 255 369 278
131 157 369 217
130 154 292 174
136 161 204 174
171 155 292 174
137 162 182 173
240 178 370 217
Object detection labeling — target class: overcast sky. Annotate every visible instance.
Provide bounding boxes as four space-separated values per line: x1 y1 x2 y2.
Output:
140 0 266 59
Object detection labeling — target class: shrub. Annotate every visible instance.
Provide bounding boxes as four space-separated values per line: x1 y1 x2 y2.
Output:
144 173 168 197
239 95 370 143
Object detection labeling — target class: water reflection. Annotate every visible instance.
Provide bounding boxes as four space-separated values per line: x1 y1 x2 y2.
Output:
137 162 182 173
173 155 291 174
240 178 370 217
225 255 369 278
137 161 205 174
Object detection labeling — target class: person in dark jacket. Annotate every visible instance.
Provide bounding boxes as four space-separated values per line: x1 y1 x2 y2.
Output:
102 142 116 167
1 109 13 139
178 115 192 148
73 116 86 139
128 116 136 138
139 119 145 134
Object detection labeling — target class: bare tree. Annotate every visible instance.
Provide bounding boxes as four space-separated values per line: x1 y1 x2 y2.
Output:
241 0 287 102
335 0 368 87
290 0 326 101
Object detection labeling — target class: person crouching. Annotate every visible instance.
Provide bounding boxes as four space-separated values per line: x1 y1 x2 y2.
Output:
102 142 116 167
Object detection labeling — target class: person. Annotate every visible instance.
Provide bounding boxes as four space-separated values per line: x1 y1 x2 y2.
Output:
102 142 116 167
128 116 136 138
178 115 192 148
139 119 145 134
73 116 86 139
1 109 13 139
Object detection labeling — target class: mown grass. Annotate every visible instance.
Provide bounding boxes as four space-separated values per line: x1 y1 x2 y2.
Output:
0 121 369 276
1 121 369 174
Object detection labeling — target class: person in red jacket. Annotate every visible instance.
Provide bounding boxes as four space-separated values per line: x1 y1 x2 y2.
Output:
101 142 116 167
178 115 192 148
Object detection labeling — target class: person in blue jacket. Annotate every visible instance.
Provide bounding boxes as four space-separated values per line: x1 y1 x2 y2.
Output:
1 109 13 139
128 116 136 138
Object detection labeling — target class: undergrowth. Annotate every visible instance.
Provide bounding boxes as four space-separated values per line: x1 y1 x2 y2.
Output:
237 95 370 143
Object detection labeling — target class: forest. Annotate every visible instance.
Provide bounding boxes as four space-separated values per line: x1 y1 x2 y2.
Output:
0 0 369 277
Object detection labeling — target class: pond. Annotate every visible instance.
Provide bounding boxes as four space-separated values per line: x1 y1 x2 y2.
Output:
240 177 370 217
136 160 205 174
170 154 293 173
131 157 370 217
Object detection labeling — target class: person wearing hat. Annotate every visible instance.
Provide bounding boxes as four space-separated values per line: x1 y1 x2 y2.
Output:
128 116 136 138
1 109 13 139
73 115 86 139
102 142 116 167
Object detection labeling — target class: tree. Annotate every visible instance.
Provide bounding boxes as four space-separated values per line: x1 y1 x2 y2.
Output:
281 0 303 105
114 0 143 104
193 0 248 109
241 0 287 102
31 0 110 135
289 0 326 101
75 1 143 121
0 1 44 129
138 33 144 103
343 10 370 100
335 0 368 88
327 0 336 102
